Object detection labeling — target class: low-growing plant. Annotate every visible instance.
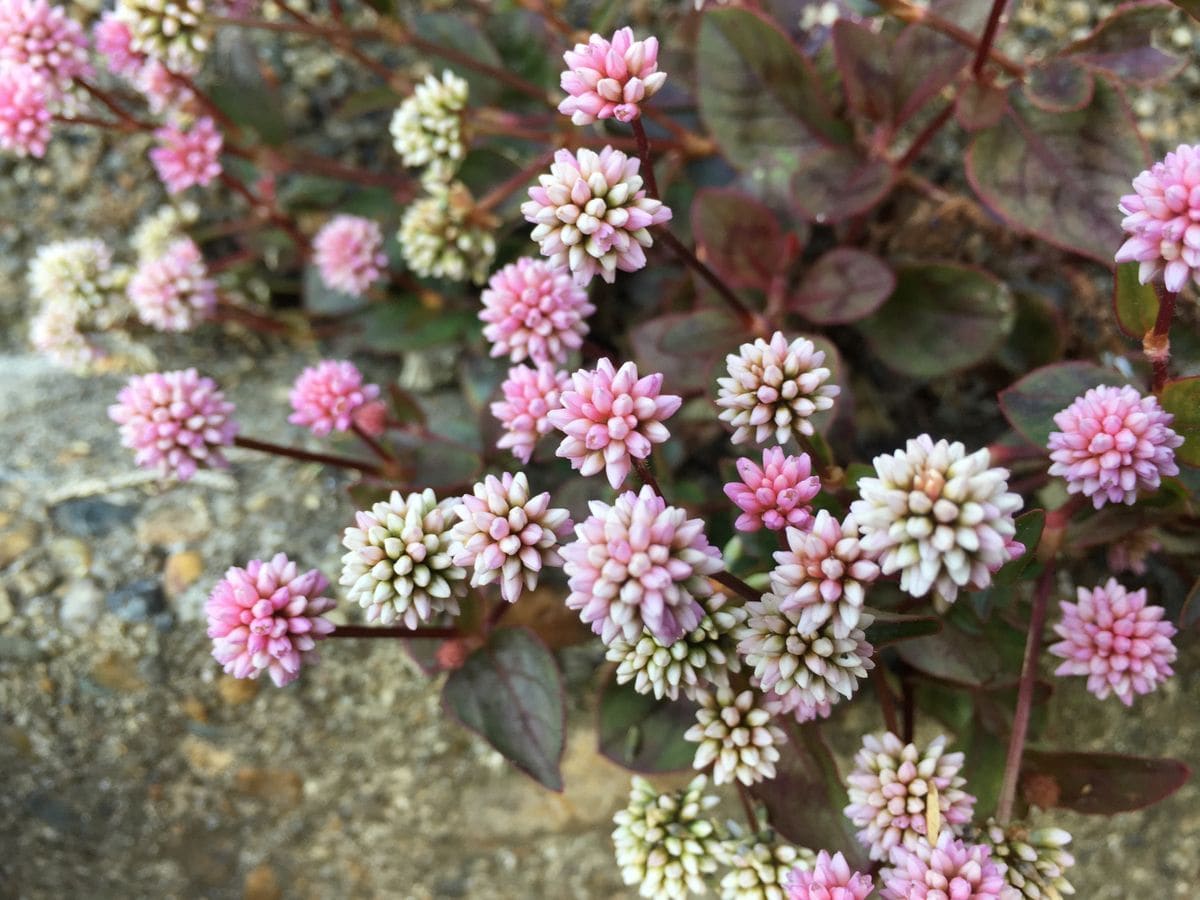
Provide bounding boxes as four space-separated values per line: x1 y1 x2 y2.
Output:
8 0 1199 895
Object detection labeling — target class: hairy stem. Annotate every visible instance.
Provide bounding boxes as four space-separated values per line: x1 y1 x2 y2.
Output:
711 570 762 604
1148 285 1178 394
632 457 665 499
233 435 382 476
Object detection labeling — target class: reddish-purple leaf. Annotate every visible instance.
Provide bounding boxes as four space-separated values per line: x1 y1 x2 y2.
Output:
895 623 1007 686
691 188 789 290
1181 578 1200 629
1113 261 1161 338
1064 0 1186 87
998 361 1117 447
442 627 566 791
966 79 1149 265
865 610 943 647
955 82 1008 132
791 248 895 324
790 148 894 224
1159 376 1200 466
1021 750 1190 814
832 21 895 123
630 309 747 393
892 24 971 125
597 677 696 774
1025 58 1094 113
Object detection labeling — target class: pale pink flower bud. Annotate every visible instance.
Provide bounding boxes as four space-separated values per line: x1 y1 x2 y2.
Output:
1116 143 1200 293
558 27 667 126
725 446 821 532
150 115 223 194
491 363 570 464
480 256 594 366
127 237 216 332
288 360 382 437
786 850 874 900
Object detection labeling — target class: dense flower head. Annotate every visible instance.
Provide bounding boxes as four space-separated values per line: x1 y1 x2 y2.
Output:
131 200 198 261
606 594 744 701
1049 578 1177 706
880 833 1012 900
786 850 875 900
27 236 128 327
312 215 388 297
133 56 194 115
962 819 1075 900
339 488 467 627
1046 384 1182 509
150 116 222 194
770 511 879 638
762 690 832 726
127 237 216 332
479 256 595 366
0 64 51 157
114 0 208 71
612 775 722 900
547 357 681 489
449 472 572 604
1116 143 1200 293
725 447 821 533
0 0 90 91
719 831 812 900
94 11 144 76
108 368 237 481
390 69 467 186
844 731 976 862
490 362 569 464
29 298 97 369
851 435 1023 609
287 360 382 437
717 332 839 446
563 485 722 645
685 686 785 786
398 181 496 284
738 592 874 711
205 553 336 688
522 145 672 285
558 27 667 125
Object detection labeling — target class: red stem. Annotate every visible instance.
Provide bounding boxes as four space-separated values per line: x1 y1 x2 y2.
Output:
656 230 762 333
870 667 901 735
711 570 761 604
473 149 555 215
329 625 458 639
1148 285 1178 394
630 119 660 199
972 0 1010 78
233 435 382 476
352 423 396 464
632 457 665 499
895 101 954 171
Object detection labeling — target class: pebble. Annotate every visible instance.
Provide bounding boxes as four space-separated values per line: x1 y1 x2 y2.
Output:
164 550 204 597
217 675 260 705
0 635 43 662
235 768 304 807
243 864 283 900
89 654 146 693
0 586 13 625
182 735 235 777
59 579 104 633
106 578 173 629
51 498 137 539
136 498 211 546
0 519 38 568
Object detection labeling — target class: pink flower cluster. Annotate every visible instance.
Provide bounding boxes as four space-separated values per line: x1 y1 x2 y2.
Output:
1047 384 1182 508
548 358 680 489
128 237 216 332
0 64 49 156
480 256 594 366
312 215 388 297
786 851 874 900
108 368 238 481
206 553 336 688
880 833 1009 900
0 0 90 91
150 116 223 194
288 360 384 437
93 11 143 77
491 363 569 464
1116 143 1200 293
558 27 667 125
724 447 820 532
1049 578 1177 706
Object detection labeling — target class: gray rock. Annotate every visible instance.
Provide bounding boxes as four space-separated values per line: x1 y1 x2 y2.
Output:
51 498 137 539
0 635 42 661
106 579 172 629
59 579 104 633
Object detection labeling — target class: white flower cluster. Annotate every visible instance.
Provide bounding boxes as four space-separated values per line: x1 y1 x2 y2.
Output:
390 70 468 187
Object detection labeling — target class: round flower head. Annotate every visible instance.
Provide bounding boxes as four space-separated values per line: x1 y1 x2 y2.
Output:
880 832 1011 900
133 56 194 115
205 553 336 688
547 357 681 489
1046 384 1182 509
717 332 839 446
390 69 468 186
562 485 722 645
287 360 383 438
449 472 573 604
491 362 569 464
725 447 821 533
0 64 50 157
1116 143 1200 293
962 819 1075 900
762 690 832 726
131 200 199 261
127 237 216 332
851 435 1024 609
719 830 812 900
844 732 976 862
94 11 144 77
114 0 208 71
340 489 467 627
522 146 672 285
0 0 90 91
150 116 222 194
1049 578 1177 706
312 215 388 297
29 298 97 369
606 594 744 701
479 256 595 366
685 686 785 786
770 511 879 638
27 236 128 328
612 775 722 900
398 181 496 284
738 592 874 710
108 368 237 481
558 27 667 125
786 850 875 900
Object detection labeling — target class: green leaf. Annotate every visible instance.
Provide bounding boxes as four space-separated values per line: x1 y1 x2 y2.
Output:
630 309 747 394
858 262 1014 379
1021 750 1190 814
955 81 1008 132
356 301 476 353
831 20 895 123
998 288 1066 372
992 510 1046 585
698 8 850 196
865 610 943 647
206 42 289 146
966 79 1149 265
789 148 894 225
302 265 368 316
1159 376 1200 466
1025 58 1094 113
1064 0 1186 87
597 678 696 774
1114 262 1161 338
964 713 1009 817
895 622 1007 686
691 188 789 290
792 248 894 324
998 361 1117 447
442 627 565 791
